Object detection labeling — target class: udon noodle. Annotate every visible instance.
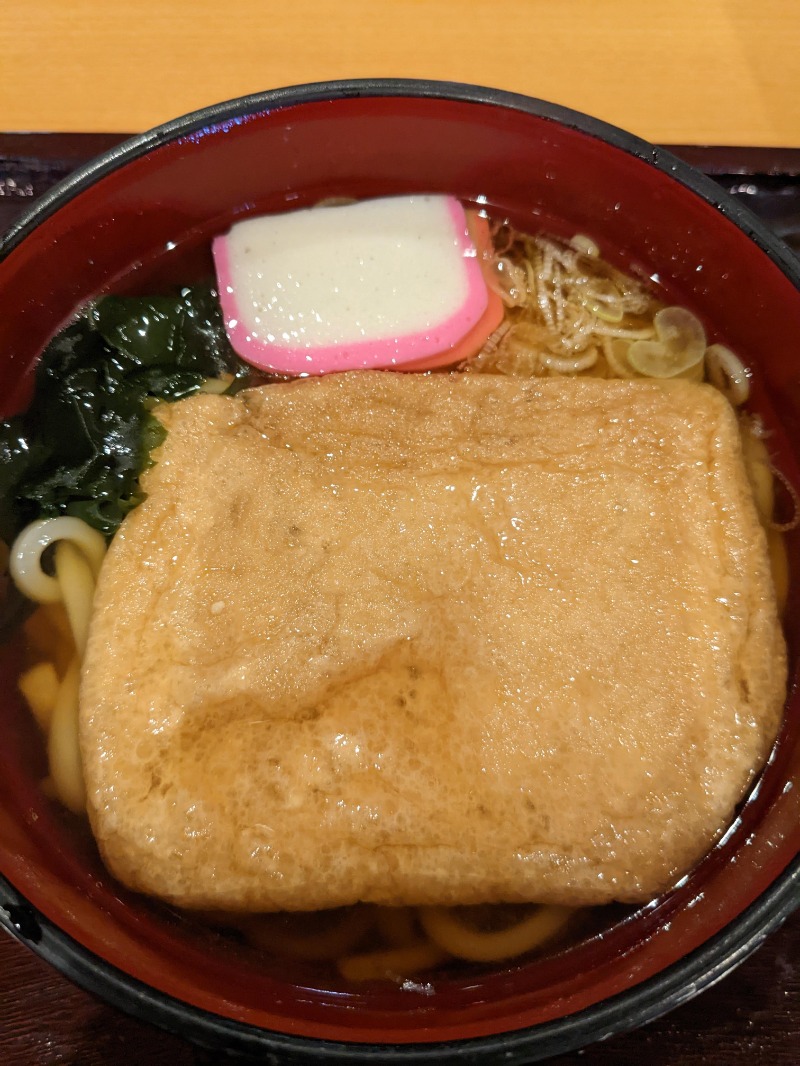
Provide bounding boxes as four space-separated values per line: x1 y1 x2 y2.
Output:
13 517 106 814
7 218 794 981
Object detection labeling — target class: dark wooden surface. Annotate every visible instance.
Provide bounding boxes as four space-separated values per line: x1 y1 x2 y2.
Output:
1 913 798 1065
1 137 799 1065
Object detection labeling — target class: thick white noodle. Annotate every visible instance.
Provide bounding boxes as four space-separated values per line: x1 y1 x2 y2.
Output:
705 343 751 406
570 233 600 258
47 657 85 814
10 517 106 604
540 348 599 374
11 516 106 813
54 541 96 657
419 905 573 962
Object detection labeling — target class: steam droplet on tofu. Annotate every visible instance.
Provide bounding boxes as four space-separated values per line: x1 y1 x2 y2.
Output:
212 195 503 376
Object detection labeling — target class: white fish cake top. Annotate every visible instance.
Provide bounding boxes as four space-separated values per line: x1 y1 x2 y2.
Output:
213 195 491 374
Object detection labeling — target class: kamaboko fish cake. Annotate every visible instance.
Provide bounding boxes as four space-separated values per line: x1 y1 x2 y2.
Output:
80 372 786 911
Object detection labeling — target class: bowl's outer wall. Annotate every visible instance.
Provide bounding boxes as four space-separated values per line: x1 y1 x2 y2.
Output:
0 88 799 1050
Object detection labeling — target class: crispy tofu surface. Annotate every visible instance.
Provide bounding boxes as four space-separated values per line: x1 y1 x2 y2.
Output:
80 372 786 910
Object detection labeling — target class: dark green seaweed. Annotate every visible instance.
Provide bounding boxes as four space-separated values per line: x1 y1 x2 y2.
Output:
0 285 256 541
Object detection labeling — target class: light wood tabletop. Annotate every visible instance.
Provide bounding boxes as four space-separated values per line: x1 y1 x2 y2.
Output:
3 0 800 143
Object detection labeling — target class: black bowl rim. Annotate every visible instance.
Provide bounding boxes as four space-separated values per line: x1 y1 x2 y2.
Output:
2 857 798 1063
2 76 800 291
1 77 800 1062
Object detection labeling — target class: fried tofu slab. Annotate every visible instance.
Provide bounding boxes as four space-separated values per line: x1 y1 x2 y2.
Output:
80 372 786 910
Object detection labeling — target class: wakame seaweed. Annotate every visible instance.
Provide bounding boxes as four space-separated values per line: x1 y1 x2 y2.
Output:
0 285 255 541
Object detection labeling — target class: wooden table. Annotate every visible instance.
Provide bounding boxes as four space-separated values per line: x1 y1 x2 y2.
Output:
2 7 800 1049
2 1 800 145
1 917 795 1065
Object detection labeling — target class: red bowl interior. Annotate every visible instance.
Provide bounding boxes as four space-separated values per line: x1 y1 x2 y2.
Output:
0 86 798 1048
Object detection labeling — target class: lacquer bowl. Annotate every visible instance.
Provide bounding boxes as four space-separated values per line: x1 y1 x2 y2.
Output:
0 80 798 1063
